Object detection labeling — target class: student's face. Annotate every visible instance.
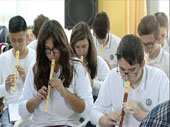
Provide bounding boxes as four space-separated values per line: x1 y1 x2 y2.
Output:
74 38 89 59
27 28 35 45
160 27 168 44
45 38 60 64
8 31 27 53
93 32 108 45
118 58 144 85
140 34 159 55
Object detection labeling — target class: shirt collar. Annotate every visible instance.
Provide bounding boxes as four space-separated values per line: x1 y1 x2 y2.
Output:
104 33 111 49
137 66 147 91
148 46 164 64
95 33 111 49
54 67 62 78
123 66 147 91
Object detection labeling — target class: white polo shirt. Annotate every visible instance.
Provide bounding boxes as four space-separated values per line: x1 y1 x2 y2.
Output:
27 40 37 50
92 56 110 96
162 39 169 52
93 33 120 69
147 47 169 78
0 48 36 107
18 60 93 127
90 66 169 127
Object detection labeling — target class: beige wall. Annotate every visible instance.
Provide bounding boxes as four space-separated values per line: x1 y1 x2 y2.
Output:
98 0 126 38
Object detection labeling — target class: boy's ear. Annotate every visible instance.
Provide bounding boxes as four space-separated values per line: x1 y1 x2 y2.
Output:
142 60 145 68
25 32 29 44
156 36 162 44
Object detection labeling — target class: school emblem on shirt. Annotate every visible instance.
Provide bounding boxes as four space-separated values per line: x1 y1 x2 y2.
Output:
110 54 114 60
146 98 152 106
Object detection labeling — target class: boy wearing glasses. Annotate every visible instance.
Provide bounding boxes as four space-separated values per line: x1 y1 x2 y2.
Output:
138 15 169 78
90 34 169 127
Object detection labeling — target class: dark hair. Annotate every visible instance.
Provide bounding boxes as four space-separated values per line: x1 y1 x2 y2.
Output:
137 15 160 40
9 15 27 33
70 22 97 79
116 34 144 65
154 12 168 28
92 11 110 39
33 20 74 90
33 14 49 39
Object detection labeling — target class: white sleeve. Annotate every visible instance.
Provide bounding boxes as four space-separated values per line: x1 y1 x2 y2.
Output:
90 72 113 125
27 40 37 50
158 72 170 103
74 63 93 118
93 56 110 94
0 56 8 98
165 54 169 78
18 67 35 119
0 83 8 98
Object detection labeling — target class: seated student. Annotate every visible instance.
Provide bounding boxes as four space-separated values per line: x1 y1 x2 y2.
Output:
26 25 35 45
18 20 93 127
0 16 36 127
27 14 49 50
92 11 121 69
70 21 110 98
137 15 169 78
90 34 169 127
154 12 169 52
139 100 170 127
0 42 13 122
0 42 12 119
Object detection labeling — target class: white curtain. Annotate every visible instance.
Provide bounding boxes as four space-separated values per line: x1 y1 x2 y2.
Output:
0 0 65 26
147 0 169 18
0 0 18 26
0 0 72 39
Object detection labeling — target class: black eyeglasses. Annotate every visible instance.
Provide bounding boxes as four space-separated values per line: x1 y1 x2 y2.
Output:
117 65 141 78
45 47 59 54
142 40 156 49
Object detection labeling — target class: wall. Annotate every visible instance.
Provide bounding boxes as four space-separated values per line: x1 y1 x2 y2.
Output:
147 0 160 15
98 0 169 38
98 0 126 38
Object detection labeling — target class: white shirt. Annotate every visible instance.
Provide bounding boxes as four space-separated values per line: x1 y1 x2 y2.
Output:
18 60 93 127
147 47 169 78
90 66 169 127
27 40 37 50
162 39 169 52
0 48 36 107
93 56 110 96
93 33 121 69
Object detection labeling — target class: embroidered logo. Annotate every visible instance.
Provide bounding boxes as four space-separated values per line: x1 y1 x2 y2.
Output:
146 98 152 106
110 54 114 60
